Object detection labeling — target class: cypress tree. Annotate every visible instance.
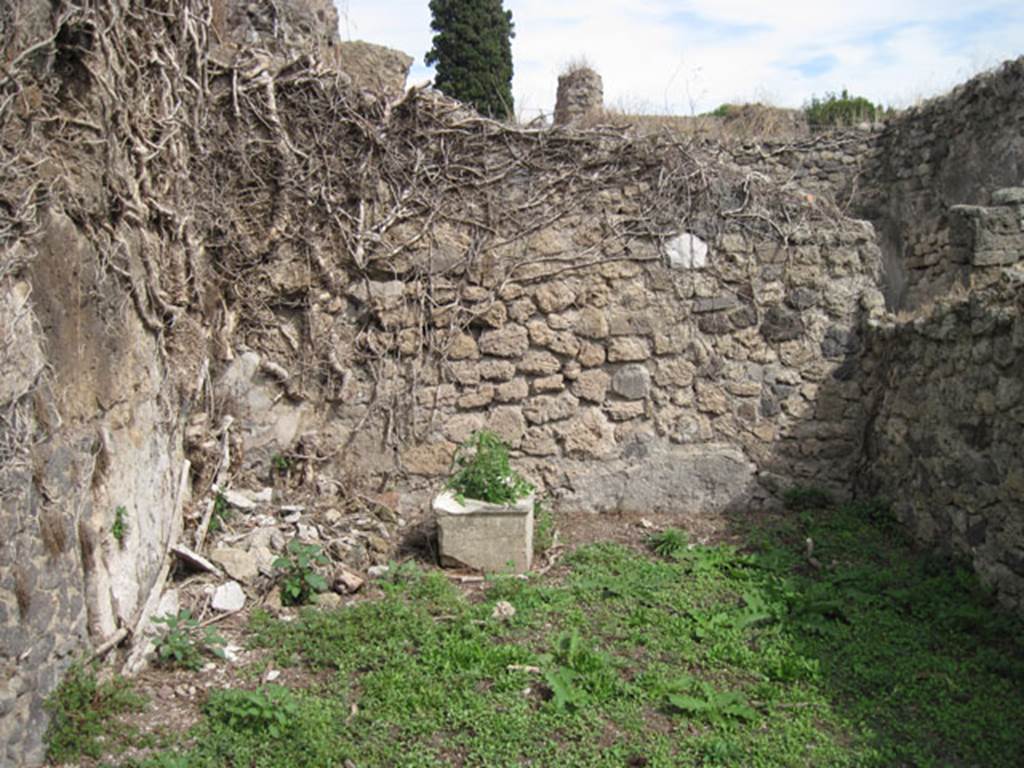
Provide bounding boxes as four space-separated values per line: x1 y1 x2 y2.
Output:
425 0 515 120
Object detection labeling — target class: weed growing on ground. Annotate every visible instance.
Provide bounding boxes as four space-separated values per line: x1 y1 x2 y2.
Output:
270 452 291 475
112 505 128 545
647 527 688 558
153 609 226 670
446 430 533 505
204 685 299 737
274 538 329 605
43 661 146 763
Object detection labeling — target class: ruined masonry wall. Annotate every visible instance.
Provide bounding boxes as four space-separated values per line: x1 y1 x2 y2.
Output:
858 192 1024 611
856 57 1024 308
315 223 885 518
860 282 1024 610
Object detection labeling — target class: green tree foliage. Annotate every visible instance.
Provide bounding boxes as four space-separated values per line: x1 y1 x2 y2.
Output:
425 0 515 119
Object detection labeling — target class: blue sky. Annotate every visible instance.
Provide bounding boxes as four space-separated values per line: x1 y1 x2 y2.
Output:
335 1 1024 119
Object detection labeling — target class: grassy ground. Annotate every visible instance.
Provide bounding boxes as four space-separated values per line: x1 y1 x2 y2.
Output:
48 500 1024 767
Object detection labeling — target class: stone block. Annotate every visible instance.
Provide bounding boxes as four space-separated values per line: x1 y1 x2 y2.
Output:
573 369 610 402
557 408 616 458
435 491 534 573
574 307 609 339
443 413 485 444
478 359 516 381
524 392 579 424
446 332 479 360
210 548 259 584
457 385 495 409
611 365 651 400
578 341 607 367
663 233 708 269
518 350 561 375
608 336 651 362
495 378 529 403
534 282 576 313
533 374 565 393
479 325 529 357
486 406 527 447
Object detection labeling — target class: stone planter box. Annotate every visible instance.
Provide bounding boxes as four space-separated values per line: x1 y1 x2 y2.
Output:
434 490 534 574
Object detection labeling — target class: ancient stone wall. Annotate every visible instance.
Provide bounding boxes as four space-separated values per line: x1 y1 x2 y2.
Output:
860 280 1024 610
857 191 1024 611
855 57 1024 309
0 4 202 763
291 223 883 519
554 67 603 125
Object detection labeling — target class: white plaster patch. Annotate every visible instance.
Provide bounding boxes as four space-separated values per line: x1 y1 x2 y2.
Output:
664 233 709 270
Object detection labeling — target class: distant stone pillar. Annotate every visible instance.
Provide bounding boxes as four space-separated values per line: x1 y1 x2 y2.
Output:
554 67 603 125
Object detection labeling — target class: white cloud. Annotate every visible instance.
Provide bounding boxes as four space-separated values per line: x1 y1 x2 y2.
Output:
339 1 1024 118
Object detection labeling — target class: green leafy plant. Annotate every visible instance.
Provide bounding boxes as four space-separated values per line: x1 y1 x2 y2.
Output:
43 661 145 763
648 527 688 559
274 539 330 605
540 630 617 713
446 430 533 505
804 89 883 127
666 675 757 724
271 452 292 474
204 685 299 737
153 609 226 670
112 505 127 545
209 491 232 534
782 485 834 512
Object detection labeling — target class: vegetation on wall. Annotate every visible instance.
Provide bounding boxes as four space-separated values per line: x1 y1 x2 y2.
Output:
804 88 884 127
425 0 515 119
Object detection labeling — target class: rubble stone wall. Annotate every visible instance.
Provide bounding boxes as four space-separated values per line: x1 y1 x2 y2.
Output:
240 220 884 519
860 281 1024 610
858 192 1024 611
855 58 1024 309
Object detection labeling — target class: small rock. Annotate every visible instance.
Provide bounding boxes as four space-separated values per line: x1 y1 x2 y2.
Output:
265 669 281 682
222 644 243 662
221 490 257 511
664 233 708 269
334 566 365 594
172 545 223 577
211 581 246 612
368 565 390 579
282 511 302 524
317 592 343 610
252 546 277 576
363 532 389 555
264 585 283 611
491 601 516 621
324 508 343 525
244 487 274 504
210 547 259 584
297 523 321 541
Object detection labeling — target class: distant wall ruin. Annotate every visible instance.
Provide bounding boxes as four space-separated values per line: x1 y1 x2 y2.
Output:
554 66 603 125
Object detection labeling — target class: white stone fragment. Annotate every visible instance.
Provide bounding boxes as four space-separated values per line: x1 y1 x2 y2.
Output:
664 233 709 270
211 581 247 612
221 489 257 511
